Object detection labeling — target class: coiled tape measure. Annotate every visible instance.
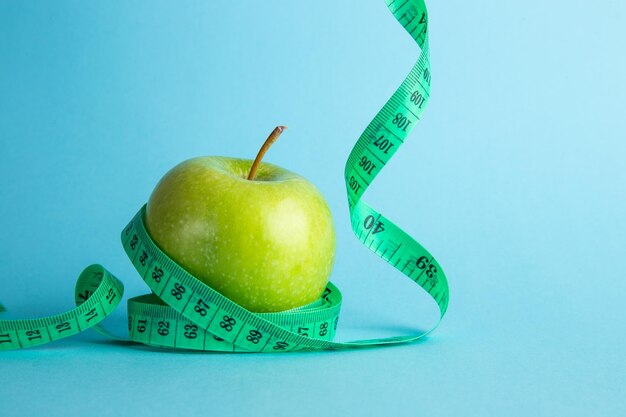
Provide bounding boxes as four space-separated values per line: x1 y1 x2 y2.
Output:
0 0 449 352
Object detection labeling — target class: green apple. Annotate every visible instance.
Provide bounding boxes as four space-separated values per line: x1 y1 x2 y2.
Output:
145 127 336 312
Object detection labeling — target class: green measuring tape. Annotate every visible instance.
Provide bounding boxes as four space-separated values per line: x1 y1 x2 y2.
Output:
0 0 449 352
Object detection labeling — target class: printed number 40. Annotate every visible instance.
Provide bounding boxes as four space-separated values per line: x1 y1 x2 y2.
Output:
363 215 385 234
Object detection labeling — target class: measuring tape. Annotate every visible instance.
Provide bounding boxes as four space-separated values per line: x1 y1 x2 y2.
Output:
0 0 448 352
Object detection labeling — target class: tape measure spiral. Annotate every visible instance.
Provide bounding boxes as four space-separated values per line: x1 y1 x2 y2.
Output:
0 0 448 352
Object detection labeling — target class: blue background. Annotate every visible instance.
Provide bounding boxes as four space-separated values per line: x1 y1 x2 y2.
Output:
1 0 625 416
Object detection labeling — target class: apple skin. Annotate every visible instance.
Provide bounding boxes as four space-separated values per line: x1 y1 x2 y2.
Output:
145 156 336 313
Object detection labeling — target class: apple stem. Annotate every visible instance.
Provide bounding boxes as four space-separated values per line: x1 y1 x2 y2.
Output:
247 126 287 180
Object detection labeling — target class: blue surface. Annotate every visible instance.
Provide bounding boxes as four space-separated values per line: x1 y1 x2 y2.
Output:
1 0 625 416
